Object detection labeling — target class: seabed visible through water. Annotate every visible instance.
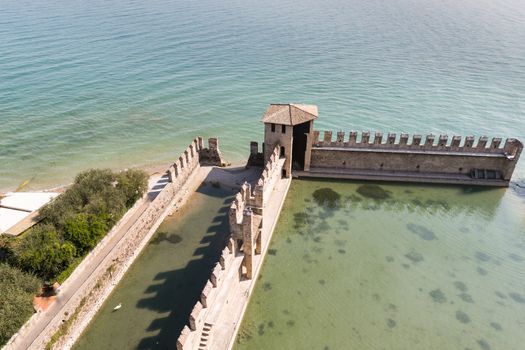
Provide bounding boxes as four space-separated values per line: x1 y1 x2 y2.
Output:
74 182 235 350
235 179 525 350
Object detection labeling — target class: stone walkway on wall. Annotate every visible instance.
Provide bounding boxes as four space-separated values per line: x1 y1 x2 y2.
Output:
185 173 292 349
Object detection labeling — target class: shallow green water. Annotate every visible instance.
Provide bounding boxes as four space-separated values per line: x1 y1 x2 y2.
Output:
74 183 234 350
236 179 525 350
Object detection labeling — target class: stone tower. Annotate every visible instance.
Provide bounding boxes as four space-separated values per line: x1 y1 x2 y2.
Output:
261 103 318 177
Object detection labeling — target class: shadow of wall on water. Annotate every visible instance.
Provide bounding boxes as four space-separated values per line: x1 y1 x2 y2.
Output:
135 181 234 349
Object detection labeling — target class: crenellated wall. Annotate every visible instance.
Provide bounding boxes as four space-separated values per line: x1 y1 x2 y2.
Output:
177 145 285 350
161 136 225 201
164 137 203 192
302 130 523 186
176 239 237 350
229 145 282 240
311 130 521 155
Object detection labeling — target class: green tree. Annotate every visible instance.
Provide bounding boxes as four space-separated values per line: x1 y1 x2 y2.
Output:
38 189 81 231
116 169 148 207
83 188 126 225
64 213 108 254
89 214 109 240
1 167 150 345
0 263 41 346
14 224 76 280
39 169 120 230
74 168 117 202
0 235 14 264
16 168 148 279
64 213 91 254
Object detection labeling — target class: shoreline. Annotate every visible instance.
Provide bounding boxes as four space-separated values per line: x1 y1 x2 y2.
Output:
0 159 246 195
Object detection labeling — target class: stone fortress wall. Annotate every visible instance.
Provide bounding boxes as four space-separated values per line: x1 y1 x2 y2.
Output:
175 104 523 349
303 130 523 186
173 105 525 349
13 137 223 350
177 145 285 350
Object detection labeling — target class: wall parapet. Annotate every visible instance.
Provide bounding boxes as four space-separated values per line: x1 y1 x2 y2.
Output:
304 130 522 185
229 145 282 239
199 137 227 166
246 141 265 167
312 130 523 158
177 143 286 350
165 137 202 191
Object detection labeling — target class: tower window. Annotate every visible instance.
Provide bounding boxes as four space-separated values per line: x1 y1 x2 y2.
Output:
271 123 275 132
282 125 286 133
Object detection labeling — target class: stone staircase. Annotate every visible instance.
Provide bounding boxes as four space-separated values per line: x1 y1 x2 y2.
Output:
198 322 213 350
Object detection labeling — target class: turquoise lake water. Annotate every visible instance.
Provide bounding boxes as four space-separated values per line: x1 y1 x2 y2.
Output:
1 0 525 190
